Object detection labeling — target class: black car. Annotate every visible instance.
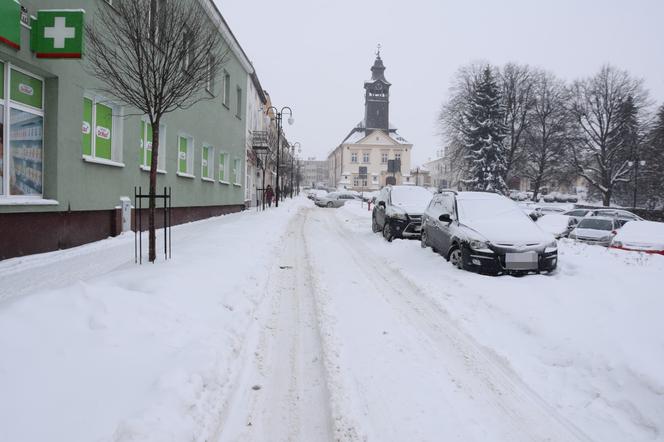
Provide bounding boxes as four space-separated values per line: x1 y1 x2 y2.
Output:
372 185 433 242
421 191 558 275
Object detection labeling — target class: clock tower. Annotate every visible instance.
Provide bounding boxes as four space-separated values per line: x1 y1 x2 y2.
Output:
364 49 391 132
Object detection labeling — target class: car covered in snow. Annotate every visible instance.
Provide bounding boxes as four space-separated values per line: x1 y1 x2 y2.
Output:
588 208 643 221
536 214 578 239
420 191 558 275
372 185 433 241
610 221 664 255
563 208 593 223
314 192 359 208
568 217 628 246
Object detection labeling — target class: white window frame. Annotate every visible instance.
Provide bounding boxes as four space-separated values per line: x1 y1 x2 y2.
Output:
222 70 230 108
235 86 242 118
362 152 370 163
206 55 215 95
218 151 230 184
176 133 195 178
201 144 214 181
139 117 166 174
381 152 388 164
1 61 46 200
351 152 358 163
82 92 124 167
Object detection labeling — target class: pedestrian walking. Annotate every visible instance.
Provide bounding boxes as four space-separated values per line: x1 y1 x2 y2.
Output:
265 185 274 208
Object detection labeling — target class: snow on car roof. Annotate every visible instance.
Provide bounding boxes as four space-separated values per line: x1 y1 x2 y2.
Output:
456 191 504 201
614 221 664 242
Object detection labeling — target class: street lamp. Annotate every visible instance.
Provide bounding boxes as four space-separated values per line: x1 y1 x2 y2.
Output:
266 106 293 207
627 158 647 209
290 142 301 198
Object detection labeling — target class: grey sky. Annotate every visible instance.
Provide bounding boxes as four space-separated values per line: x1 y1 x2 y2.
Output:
215 0 664 165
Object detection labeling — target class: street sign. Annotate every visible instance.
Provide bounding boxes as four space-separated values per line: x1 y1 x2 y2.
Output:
0 0 21 50
34 9 85 58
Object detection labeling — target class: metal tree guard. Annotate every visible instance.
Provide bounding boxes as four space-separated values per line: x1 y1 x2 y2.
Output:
134 186 172 264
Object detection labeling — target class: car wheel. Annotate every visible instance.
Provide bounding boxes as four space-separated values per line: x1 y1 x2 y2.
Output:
383 222 394 242
326 201 333 208
449 246 464 270
420 229 428 248
372 215 381 233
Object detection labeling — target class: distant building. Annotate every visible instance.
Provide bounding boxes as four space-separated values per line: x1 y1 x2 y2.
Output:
328 51 413 190
302 158 329 188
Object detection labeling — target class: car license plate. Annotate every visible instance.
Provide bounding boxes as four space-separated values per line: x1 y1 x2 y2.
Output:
505 252 538 270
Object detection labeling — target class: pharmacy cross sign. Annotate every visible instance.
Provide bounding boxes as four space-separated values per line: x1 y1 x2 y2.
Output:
35 9 85 59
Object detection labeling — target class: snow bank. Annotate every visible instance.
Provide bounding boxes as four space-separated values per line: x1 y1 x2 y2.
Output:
0 199 307 442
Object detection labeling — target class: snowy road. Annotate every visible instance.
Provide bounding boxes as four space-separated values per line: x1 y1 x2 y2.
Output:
215 206 589 441
1 198 662 441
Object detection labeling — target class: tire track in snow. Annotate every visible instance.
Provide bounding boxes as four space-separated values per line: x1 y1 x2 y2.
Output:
311 208 591 441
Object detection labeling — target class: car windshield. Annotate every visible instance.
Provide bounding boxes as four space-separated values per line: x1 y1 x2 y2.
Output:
390 187 432 208
577 218 612 230
457 197 523 221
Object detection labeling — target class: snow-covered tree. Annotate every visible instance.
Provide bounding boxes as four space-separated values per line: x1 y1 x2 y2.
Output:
461 66 508 193
639 105 664 208
567 66 648 206
522 70 570 202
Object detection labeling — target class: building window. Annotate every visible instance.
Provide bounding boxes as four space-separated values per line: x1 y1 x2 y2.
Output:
236 86 242 118
219 152 229 182
82 94 123 165
177 134 194 176
381 152 388 164
395 152 401 162
233 158 242 185
372 175 378 183
351 152 358 163
362 152 370 163
140 119 166 172
1 63 45 197
222 70 230 107
201 144 214 180
206 56 215 94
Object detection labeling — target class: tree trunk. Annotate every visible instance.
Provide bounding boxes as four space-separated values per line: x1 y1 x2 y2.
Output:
603 188 611 207
149 121 160 262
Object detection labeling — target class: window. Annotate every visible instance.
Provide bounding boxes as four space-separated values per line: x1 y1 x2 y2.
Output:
140 119 166 172
381 152 388 164
372 175 378 183
395 152 401 162
82 94 123 165
236 86 242 118
206 55 215 94
1 63 45 197
362 152 370 163
232 158 242 185
222 70 230 107
218 152 229 182
148 0 161 43
177 134 194 176
201 144 214 180
351 152 358 163
182 28 193 72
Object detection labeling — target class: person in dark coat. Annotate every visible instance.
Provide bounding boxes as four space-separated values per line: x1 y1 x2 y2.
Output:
265 185 274 207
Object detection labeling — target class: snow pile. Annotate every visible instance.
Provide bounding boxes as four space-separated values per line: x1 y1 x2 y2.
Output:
0 199 306 442
612 220 664 252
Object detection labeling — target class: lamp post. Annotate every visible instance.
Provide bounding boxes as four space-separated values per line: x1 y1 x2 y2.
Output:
290 142 301 198
266 106 293 207
628 158 646 209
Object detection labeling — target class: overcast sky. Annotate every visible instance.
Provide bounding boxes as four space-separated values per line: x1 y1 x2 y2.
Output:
215 0 664 165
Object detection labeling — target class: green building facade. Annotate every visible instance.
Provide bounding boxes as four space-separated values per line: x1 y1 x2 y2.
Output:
0 0 253 259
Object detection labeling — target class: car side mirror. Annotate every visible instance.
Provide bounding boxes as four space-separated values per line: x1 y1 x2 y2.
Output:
378 201 386 208
439 213 452 223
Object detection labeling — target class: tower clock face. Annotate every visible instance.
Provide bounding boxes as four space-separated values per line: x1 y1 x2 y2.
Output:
374 82 383 91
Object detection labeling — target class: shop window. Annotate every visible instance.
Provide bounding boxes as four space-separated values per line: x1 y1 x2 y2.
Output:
140 119 166 172
177 134 194 176
201 144 214 180
82 94 123 165
1 64 45 197
218 152 229 182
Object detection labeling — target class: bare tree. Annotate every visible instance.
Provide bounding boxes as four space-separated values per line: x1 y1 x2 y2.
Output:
85 0 229 262
522 70 570 201
499 63 536 182
567 65 648 206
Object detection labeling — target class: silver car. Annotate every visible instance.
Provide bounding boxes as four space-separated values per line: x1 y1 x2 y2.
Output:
569 217 628 246
315 192 359 208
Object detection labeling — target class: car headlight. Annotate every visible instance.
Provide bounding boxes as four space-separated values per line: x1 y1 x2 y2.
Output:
545 240 557 253
469 240 489 251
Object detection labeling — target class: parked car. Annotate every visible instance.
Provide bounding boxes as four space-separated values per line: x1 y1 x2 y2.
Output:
421 191 558 275
610 220 664 255
539 206 567 215
589 208 643 221
315 192 358 208
566 194 579 203
563 208 593 224
307 189 328 201
568 217 628 246
536 214 578 239
542 193 556 203
372 185 433 241
518 202 543 221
